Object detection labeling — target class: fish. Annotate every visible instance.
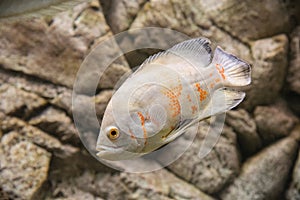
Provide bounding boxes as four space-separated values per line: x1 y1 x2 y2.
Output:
96 38 251 161
0 0 88 21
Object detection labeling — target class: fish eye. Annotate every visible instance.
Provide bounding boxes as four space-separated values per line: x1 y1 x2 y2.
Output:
107 127 120 140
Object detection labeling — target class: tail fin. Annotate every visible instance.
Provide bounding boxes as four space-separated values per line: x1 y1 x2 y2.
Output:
212 47 251 87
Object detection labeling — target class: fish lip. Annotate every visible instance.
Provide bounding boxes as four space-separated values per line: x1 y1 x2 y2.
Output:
96 145 125 152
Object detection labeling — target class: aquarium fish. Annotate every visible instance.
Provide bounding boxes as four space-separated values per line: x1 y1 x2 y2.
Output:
96 38 251 160
0 0 88 20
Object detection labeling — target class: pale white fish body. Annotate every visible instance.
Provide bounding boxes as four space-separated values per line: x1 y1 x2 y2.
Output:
0 0 88 20
96 38 251 161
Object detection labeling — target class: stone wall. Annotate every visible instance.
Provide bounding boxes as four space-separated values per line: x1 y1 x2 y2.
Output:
0 0 300 199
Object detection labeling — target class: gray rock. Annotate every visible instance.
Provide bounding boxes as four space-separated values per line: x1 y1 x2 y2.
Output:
0 114 111 179
199 0 293 42
119 169 215 200
58 169 215 200
0 2 128 89
0 115 63 152
220 137 298 200
287 26 300 94
286 148 300 200
0 138 51 200
99 63 132 89
94 90 113 120
72 90 113 135
163 121 240 195
254 101 299 143
101 0 147 33
29 107 80 145
47 172 105 200
0 84 47 118
226 109 262 156
0 68 72 107
129 0 253 66
242 34 289 110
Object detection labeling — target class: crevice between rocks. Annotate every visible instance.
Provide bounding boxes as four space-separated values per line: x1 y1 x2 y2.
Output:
210 19 251 49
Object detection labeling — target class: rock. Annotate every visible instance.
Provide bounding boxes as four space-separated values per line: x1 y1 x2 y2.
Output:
0 68 73 113
101 0 147 33
0 2 128 89
72 90 113 135
50 90 73 115
29 107 80 146
254 101 298 144
0 139 51 200
286 149 300 200
94 90 113 119
242 34 289 110
0 116 63 152
48 172 105 200
0 114 111 179
286 91 300 116
0 83 47 118
99 63 132 89
226 109 262 156
220 137 298 200
128 0 252 67
47 171 120 199
287 26 300 94
119 169 215 200
199 0 294 42
163 121 240 195
290 124 300 142
59 169 215 200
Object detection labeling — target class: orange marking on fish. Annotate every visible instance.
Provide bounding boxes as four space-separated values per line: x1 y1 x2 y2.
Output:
210 82 215 88
216 64 226 80
215 78 221 83
163 84 182 117
191 105 197 114
195 83 207 102
137 112 147 145
209 73 213 77
129 129 136 139
187 94 192 102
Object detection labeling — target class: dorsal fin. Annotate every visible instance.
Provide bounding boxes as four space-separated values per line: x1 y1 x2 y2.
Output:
136 38 212 73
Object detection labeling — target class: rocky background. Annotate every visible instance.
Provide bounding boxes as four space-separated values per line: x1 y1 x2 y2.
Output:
0 0 300 199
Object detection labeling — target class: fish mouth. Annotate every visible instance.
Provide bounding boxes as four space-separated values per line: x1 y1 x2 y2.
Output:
96 144 126 158
96 145 124 152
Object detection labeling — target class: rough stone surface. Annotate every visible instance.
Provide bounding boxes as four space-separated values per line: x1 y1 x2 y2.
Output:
226 109 261 156
164 121 240 195
101 0 147 33
287 26 300 94
29 107 80 145
199 0 294 42
0 2 129 89
128 0 253 67
220 137 298 200
0 114 109 179
0 0 299 199
286 149 300 200
254 101 299 144
0 138 51 200
0 83 47 118
47 169 215 200
242 34 289 110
